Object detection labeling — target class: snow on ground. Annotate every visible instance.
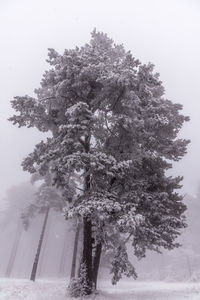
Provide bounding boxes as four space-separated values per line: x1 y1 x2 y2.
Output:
0 279 200 300
98 281 200 300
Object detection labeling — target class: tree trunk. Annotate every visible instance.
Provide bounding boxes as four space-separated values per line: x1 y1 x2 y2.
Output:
30 206 50 281
82 217 93 294
59 224 69 277
5 220 23 277
70 223 80 279
37 212 50 277
80 135 93 294
92 242 102 290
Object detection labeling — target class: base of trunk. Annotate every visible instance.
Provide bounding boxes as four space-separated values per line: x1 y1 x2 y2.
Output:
93 242 102 289
82 218 93 294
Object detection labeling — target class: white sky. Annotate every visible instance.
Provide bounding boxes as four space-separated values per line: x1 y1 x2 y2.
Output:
0 0 200 200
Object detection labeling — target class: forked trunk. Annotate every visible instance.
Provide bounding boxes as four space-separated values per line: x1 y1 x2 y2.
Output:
30 206 50 281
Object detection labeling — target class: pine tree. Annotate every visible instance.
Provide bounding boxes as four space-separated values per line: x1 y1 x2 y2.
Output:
21 173 70 281
9 30 189 295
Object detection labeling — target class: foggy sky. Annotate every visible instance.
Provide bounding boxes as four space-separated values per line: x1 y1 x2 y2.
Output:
0 0 200 202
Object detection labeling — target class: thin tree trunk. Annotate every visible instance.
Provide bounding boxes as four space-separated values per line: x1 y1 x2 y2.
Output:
5 220 23 277
92 242 102 289
30 206 50 281
59 224 69 277
37 212 50 277
185 253 192 278
70 223 80 279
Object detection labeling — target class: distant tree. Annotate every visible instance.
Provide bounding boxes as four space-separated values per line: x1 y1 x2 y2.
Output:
10 30 189 295
29 204 49 281
5 220 23 278
2 183 35 278
22 173 70 281
59 223 69 276
59 220 81 279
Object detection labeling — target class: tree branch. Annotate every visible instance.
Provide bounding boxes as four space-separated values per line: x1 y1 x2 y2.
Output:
111 87 126 111
78 138 85 148
76 186 84 192
104 112 115 136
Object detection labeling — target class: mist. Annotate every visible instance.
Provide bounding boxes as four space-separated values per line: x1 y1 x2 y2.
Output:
1 1 200 299
1 0 200 198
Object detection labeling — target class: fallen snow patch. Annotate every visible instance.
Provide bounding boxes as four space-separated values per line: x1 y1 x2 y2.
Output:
0 279 200 300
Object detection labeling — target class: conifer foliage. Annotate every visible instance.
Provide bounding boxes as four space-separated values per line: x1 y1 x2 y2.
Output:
10 30 189 295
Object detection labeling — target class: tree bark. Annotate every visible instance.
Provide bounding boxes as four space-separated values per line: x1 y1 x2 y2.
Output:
5 220 23 278
92 242 102 289
70 222 80 279
79 135 93 294
30 206 50 281
82 217 93 294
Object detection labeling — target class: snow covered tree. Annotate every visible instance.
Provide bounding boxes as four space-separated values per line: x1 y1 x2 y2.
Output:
9 30 189 295
21 173 67 230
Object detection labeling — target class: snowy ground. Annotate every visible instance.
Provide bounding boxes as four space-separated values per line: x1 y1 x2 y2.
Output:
0 279 200 300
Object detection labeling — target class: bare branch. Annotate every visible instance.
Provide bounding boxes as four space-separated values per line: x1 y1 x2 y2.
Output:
124 232 133 243
76 186 84 192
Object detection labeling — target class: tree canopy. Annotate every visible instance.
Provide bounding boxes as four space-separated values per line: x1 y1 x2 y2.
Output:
9 29 189 294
